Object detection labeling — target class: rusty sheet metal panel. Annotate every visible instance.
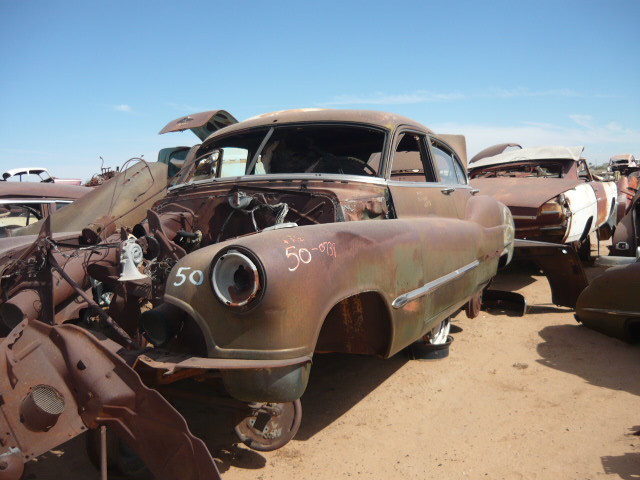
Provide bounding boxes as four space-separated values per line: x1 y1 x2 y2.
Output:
0 182 91 201
0 320 220 480
576 262 640 341
13 161 168 239
514 239 588 308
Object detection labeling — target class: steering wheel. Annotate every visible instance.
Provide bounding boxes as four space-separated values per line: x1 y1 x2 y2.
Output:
343 156 377 175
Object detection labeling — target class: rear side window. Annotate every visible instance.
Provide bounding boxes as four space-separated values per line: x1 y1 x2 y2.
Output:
431 140 467 184
390 132 435 182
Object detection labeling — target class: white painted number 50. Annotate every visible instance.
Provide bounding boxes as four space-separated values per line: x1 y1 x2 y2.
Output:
173 266 204 286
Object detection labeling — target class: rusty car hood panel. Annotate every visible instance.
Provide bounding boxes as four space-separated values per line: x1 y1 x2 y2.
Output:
470 177 583 209
12 161 168 238
159 110 238 141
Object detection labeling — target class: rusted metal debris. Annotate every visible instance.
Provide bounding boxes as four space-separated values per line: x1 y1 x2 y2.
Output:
512 239 588 309
0 319 221 480
0 108 517 475
610 175 640 256
575 259 640 342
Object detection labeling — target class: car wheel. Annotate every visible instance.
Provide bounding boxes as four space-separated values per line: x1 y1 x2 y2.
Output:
404 318 454 360
464 291 483 318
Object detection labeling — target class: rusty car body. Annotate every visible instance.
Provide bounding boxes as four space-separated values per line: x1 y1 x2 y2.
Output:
0 109 515 475
469 146 617 250
609 153 638 175
610 187 640 256
575 255 640 342
0 181 91 237
137 108 514 401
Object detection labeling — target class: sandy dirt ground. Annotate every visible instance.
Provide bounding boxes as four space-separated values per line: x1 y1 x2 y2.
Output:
22 258 640 480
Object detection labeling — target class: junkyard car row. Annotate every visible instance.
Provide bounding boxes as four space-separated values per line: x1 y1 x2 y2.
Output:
0 109 637 480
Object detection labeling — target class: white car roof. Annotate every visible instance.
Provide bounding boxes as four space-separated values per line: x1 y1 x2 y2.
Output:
469 146 584 169
3 167 50 177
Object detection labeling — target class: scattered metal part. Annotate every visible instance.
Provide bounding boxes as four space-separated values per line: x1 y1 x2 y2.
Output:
234 400 302 451
0 319 221 480
575 261 640 342
513 239 588 308
482 290 528 316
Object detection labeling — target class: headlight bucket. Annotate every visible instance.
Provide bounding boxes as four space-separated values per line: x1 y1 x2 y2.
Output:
211 248 265 309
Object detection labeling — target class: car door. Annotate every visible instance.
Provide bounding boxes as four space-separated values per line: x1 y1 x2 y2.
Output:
386 130 458 219
386 130 479 345
428 137 474 220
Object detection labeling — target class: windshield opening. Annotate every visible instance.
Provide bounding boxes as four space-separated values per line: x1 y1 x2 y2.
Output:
183 124 386 183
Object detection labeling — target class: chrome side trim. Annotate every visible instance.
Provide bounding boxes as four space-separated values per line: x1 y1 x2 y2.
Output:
582 307 640 317
392 260 480 309
512 215 538 220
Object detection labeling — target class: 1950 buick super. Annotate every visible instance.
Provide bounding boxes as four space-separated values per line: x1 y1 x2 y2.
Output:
0 109 514 476
150 109 515 401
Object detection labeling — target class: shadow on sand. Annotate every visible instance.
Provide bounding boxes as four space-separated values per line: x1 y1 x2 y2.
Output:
171 352 408 473
601 451 640 480
536 324 640 397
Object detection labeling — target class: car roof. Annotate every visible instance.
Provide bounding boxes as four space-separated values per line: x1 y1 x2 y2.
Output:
203 108 434 140
3 167 50 179
610 153 635 162
469 145 584 170
0 181 91 199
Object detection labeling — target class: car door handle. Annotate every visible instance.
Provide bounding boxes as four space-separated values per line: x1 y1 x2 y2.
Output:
440 187 455 195
471 189 480 196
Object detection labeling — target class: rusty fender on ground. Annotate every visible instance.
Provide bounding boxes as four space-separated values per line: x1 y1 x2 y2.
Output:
575 261 640 342
0 319 220 480
513 239 588 308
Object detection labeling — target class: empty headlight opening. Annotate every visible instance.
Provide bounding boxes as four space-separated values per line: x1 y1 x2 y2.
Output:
211 248 265 309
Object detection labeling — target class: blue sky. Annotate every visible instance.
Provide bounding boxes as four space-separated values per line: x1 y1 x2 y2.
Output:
1 0 638 181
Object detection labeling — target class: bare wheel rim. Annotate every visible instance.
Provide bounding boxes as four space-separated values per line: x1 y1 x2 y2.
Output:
234 399 302 452
427 318 451 345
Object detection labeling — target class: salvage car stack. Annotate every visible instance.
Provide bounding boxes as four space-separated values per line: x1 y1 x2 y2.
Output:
0 109 515 479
